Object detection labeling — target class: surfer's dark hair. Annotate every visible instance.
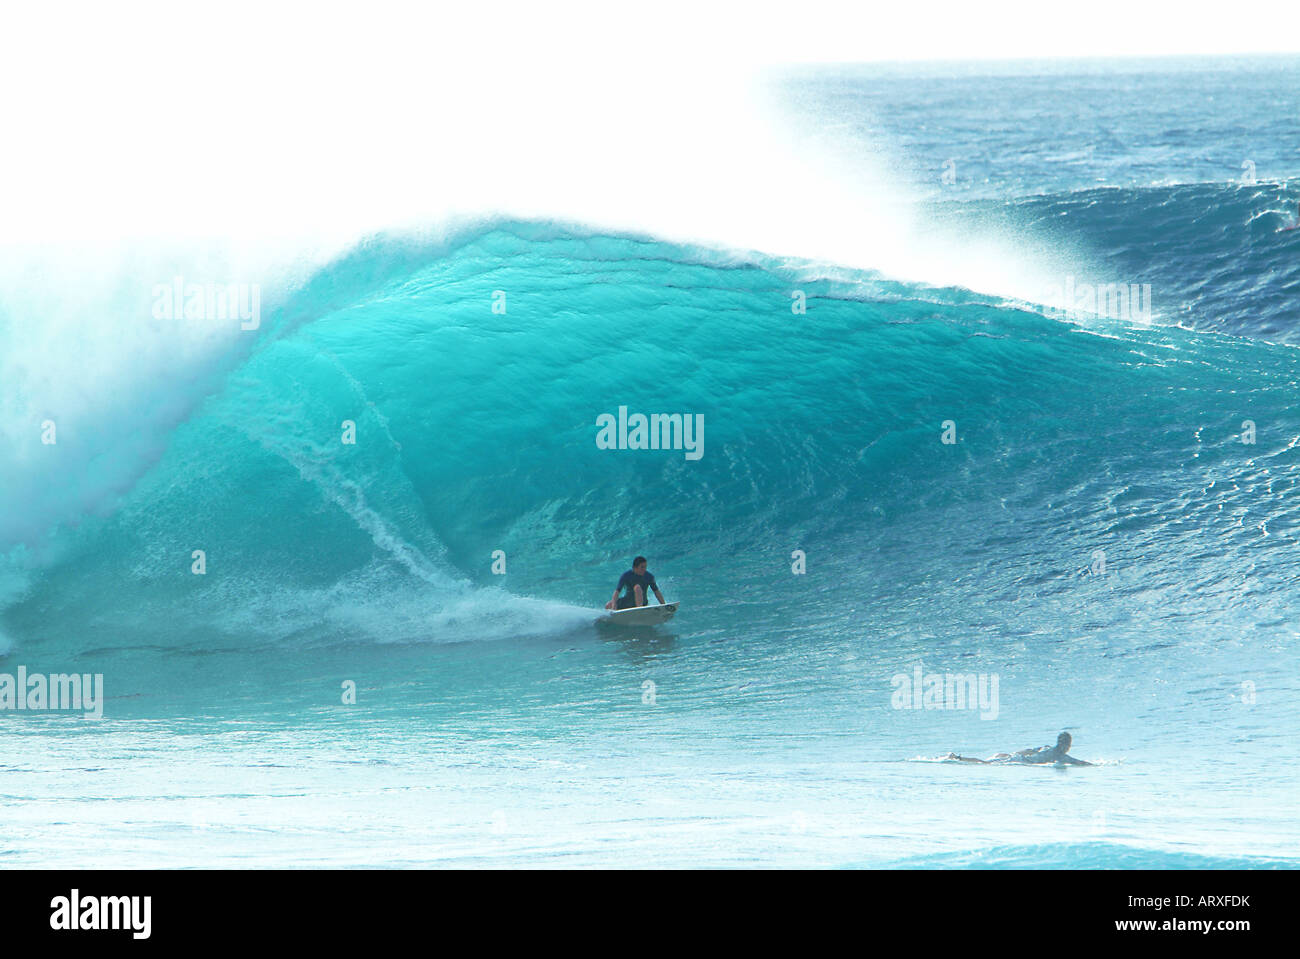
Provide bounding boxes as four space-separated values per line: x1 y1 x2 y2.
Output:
633 556 647 568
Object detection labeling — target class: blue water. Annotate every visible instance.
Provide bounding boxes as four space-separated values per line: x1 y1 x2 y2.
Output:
2 56 1299 867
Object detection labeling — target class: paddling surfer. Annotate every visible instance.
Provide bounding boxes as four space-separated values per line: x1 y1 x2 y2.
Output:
944 731 1093 766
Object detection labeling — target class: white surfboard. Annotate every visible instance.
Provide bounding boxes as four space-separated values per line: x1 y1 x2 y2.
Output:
598 602 679 626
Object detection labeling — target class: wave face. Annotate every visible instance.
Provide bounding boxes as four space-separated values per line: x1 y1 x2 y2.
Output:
4 200 1299 656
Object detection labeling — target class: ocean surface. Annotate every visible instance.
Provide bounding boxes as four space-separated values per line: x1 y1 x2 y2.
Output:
2 55 1299 868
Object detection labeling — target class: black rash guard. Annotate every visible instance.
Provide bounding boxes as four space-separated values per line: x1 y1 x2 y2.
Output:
615 569 658 608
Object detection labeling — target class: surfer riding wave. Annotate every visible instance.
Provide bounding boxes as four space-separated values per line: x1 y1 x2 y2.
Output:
605 556 666 610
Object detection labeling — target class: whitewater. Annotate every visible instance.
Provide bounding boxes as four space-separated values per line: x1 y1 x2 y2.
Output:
2 54 1299 867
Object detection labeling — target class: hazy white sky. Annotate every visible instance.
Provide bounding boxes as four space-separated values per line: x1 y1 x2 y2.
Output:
4 1 1298 74
653 0 1300 61
0 1 1296 249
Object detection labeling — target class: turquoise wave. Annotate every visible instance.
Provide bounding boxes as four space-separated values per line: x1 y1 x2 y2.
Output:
2 202 1300 655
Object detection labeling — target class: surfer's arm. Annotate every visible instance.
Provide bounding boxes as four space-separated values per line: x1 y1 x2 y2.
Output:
1059 755 1092 766
653 586 665 604
607 573 631 609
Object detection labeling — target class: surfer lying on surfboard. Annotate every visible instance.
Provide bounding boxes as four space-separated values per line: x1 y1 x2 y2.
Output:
605 556 666 610
942 731 1093 766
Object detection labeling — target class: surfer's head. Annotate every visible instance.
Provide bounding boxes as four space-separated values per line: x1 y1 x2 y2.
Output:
633 556 647 573
1056 732 1072 752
